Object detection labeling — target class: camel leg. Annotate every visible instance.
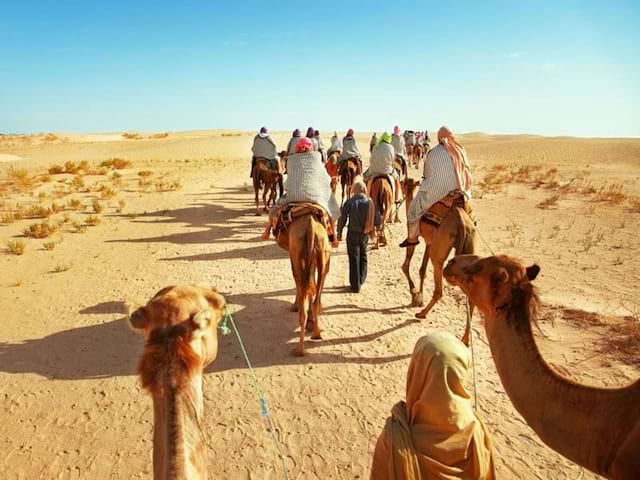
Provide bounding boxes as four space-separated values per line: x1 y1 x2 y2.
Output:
401 245 423 307
254 182 261 216
461 302 473 347
293 291 309 356
310 252 328 340
416 244 430 305
415 259 443 319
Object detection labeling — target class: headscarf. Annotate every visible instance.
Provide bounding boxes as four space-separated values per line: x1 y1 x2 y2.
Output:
393 126 401 136
314 130 320 137
306 127 315 138
260 126 268 134
347 128 354 137
293 128 301 137
371 332 495 480
438 126 471 192
295 137 314 153
380 132 392 144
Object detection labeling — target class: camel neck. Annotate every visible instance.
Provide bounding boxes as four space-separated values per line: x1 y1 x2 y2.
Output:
151 372 207 480
485 296 631 477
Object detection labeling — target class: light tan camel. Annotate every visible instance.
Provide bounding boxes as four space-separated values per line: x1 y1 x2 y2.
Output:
129 285 225 480
401 178 476 327
443 254 640 480
252 158 281 215
277 212 331 356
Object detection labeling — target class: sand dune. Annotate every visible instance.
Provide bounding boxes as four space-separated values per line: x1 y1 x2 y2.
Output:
0 131 638 479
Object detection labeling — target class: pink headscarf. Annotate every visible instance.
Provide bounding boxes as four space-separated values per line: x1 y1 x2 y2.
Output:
438 126 471 192
393 126 400 136
295 137 314 153
347 128 354 137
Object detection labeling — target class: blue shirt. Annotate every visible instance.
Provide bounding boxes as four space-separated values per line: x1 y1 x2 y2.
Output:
337 194 381 236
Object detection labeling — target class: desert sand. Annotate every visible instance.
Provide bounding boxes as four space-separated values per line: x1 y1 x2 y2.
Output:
0 130 638 479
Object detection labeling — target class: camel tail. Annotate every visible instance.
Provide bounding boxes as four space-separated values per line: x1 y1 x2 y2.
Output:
300 216 317 301
454 208 476 255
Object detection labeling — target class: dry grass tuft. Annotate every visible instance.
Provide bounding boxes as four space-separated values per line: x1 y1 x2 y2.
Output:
26 204 54 218
92 199 104 213
52 263 71 273
155 179 182 192
48 164 65 175
151 132 169 139
628 196 640 213
85 214 102 226
122 132 143 140
101 158 132 170
44 133 59 142
99 185 118 199
43 241 56 251
67 198 83 211
24 220 59 238
536 195 560 209
116 199 126 213
7 168 35 191
6 239 26 255
72 221 87 233
594 183 627 204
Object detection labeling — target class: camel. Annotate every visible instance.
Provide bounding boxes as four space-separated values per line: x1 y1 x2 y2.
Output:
411 144 424 168
252 158 281 215
443 254 640 480
276 211 331 356
326 151 340 193
339 159 358 205
128 285 226 480
369 176 393 248
401 178 476 329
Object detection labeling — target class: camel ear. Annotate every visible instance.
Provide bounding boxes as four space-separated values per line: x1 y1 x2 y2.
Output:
191 309 214 335
128 306 149 331
491 267 509 286
526 264 540 281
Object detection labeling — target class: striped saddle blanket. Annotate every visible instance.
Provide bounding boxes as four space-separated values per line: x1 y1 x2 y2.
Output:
273 203 331 238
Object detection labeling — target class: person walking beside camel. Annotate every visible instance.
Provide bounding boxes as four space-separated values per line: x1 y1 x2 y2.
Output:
337 181 380 293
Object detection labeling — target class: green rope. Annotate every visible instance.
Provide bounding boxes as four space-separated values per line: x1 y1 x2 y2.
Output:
219 306 290 480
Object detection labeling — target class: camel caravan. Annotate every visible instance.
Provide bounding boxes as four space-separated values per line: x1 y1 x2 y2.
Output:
128 125 639 479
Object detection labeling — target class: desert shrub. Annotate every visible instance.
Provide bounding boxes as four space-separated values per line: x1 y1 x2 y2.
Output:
24 220 58 238
48 164 65 175
44 133 59 142
110 171 123 187
92 199 104 213
99 185 118 199
100 158 132 169
6 239 26 255
26 204 53 218
53 263 71 273
122 132 143 140
138 170 154 177
37 191 48 202
151 132 169 139
40 174 53 183
43 241 56 251
72 221 87 233
117 199 126 213
594 183 627 204
85 214 101 226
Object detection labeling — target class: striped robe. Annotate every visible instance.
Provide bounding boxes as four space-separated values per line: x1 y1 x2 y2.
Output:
392 134 406 159
407 144 471 224
276 151 339 219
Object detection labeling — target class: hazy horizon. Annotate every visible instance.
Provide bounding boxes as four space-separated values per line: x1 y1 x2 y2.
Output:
2 1 639 137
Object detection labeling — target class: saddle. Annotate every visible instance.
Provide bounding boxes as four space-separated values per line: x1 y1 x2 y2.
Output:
421 191 474 228
256 158 278 172
273 203 331 238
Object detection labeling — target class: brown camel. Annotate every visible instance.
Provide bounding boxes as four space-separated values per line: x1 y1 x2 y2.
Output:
339 159 358 205
128 285 225 480
443 254 640 479
276 212 331 356
412 144 424 168
326 152 340 193
252 158 281 215
401 178 476 327
369 176 393 248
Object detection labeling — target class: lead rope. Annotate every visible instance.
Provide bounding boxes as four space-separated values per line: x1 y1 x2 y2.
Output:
219 306 290 480
466 298 478 411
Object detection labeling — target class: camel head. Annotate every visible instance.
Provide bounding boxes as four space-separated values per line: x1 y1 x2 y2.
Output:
403 178 420 199
128 285 225 393
444 254 540 318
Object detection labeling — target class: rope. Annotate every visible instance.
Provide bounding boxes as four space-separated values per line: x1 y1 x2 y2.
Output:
465 299 479 411
219 306 290 480
475 224 496 256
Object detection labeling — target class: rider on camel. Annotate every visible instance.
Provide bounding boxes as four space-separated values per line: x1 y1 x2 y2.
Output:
338 128 362 176
399 126 472 247
392 126 408 177
363 132 401 203
262 137 339 247
287 128 303 155
314 129 326 163
250 127 279 177
369 132 377 153
328 131 343 156
306 127 319 152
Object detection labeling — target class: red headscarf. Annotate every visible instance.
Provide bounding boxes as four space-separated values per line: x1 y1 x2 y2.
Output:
347 128 354 137
295 137 314 153
438 126 471 192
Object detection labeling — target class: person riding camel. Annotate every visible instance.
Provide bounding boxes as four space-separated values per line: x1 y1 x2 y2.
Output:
423 129 431 150
338 128 362 176
328 130 343 156
369 132 377 153
363 132 401 203
250 127 279 177
405 129 416 148
370 332 495 479
314 129 326 163
400 126 472 247
261 137 340 247
391 126 408 177
287 128 303 155
306 127 319 152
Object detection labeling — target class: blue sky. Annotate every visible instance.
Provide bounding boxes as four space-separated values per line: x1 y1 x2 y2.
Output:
1 1 639 137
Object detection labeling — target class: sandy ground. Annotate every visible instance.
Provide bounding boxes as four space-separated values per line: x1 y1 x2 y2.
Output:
1 130 639 479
